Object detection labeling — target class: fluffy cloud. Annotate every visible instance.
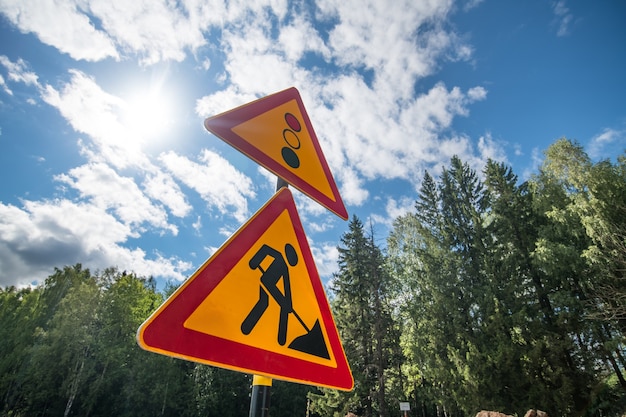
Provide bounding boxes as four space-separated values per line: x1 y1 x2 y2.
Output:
40 70 151 169
587 127 626 160
317 0 457 96
0 55 39 87
0 0 292 65
143 171 192 218
160 149 256 223
0 0 509 287
552 0 574 37
0 0 118 61
0 199 189 287
55 162 177 234
195 1 494 208
310 241 339 279
86 0 206 65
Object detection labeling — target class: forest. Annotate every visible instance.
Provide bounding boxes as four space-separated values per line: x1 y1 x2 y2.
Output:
1 139 625 417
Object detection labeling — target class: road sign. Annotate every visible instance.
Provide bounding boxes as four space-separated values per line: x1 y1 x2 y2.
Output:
204 87 348 220
137 187 354 391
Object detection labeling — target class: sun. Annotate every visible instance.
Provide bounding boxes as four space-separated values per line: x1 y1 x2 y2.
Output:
120 84 179 150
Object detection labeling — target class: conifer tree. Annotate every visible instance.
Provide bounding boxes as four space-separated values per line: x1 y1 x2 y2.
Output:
315 216 400 417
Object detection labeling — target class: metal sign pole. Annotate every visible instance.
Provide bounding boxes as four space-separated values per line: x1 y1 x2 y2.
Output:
249 375 272 417
248 176 289 417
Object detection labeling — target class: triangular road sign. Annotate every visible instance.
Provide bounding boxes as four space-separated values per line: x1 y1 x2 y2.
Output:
137 187 353 391
204 87 348 220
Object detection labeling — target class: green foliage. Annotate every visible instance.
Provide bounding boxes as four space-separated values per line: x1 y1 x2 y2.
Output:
388 146 626 417
0 285 42 411
1 138 625 417
313 216 402 417
538 139 626 329
0 264 321 417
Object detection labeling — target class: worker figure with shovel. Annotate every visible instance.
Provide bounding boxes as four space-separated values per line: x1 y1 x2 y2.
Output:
241 243 299 346
241 242 331 360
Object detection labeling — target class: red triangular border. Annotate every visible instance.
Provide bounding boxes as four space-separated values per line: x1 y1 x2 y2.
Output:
137 188 353 390
204 87 348 220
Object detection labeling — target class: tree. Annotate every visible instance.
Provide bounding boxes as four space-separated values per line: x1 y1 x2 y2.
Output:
314 216 401 417
530 139 626 410
388 154 622 416
483 159 582 414
539 139 626 328
190 366 250 417
388 159 490 416
0 285 42 413
0 265 97 415
21 268 101 416
86 269 196 417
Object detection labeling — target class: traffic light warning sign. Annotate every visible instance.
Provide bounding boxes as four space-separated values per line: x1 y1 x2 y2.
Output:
204 87 348 220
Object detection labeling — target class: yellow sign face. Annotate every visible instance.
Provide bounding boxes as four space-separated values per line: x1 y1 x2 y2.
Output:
184 207 336 367
230 99 334 201
137 187 353 390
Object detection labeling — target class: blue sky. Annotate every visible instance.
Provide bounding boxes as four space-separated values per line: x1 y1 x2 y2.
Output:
0 0 624 289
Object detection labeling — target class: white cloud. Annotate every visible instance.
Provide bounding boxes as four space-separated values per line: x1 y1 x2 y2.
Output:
292 187 341 232
55 162 177 234
587 127 626 160
386 196 415 221
197 0 289 23
87 0 206 65
0 199 188 287
552 1 574 37
0 0 119 61
143 171 192 218
221 22 303 94
0 55 40 98
317 0 459 97
338 166 369 206
278 15 331 62
477 133 507 163
368 195 415 233
256 166 283 195
196 87 260 118
0 0 506 288
204 245 220 258
310 241 339 280
0 0 294 65
0 73 9 95
522 147 544 180
467 86 487 101
311 80 489 201
160 149 256 222
218 226 236 239
41 69 150 169
192 216 202 233
0 55 39 87
194 0 493 211
590 128 619 146
463 0 485 12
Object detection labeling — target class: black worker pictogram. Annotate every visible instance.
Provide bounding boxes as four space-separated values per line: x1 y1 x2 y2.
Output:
241 243 330 359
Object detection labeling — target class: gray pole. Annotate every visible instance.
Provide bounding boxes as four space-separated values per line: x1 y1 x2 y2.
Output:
249 375 272 417
248 176 288 417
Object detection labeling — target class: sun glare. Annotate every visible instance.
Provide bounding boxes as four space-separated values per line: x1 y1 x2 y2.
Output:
121 86 178 150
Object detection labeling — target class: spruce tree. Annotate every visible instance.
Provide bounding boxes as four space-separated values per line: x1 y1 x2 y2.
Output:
315 216 400 417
